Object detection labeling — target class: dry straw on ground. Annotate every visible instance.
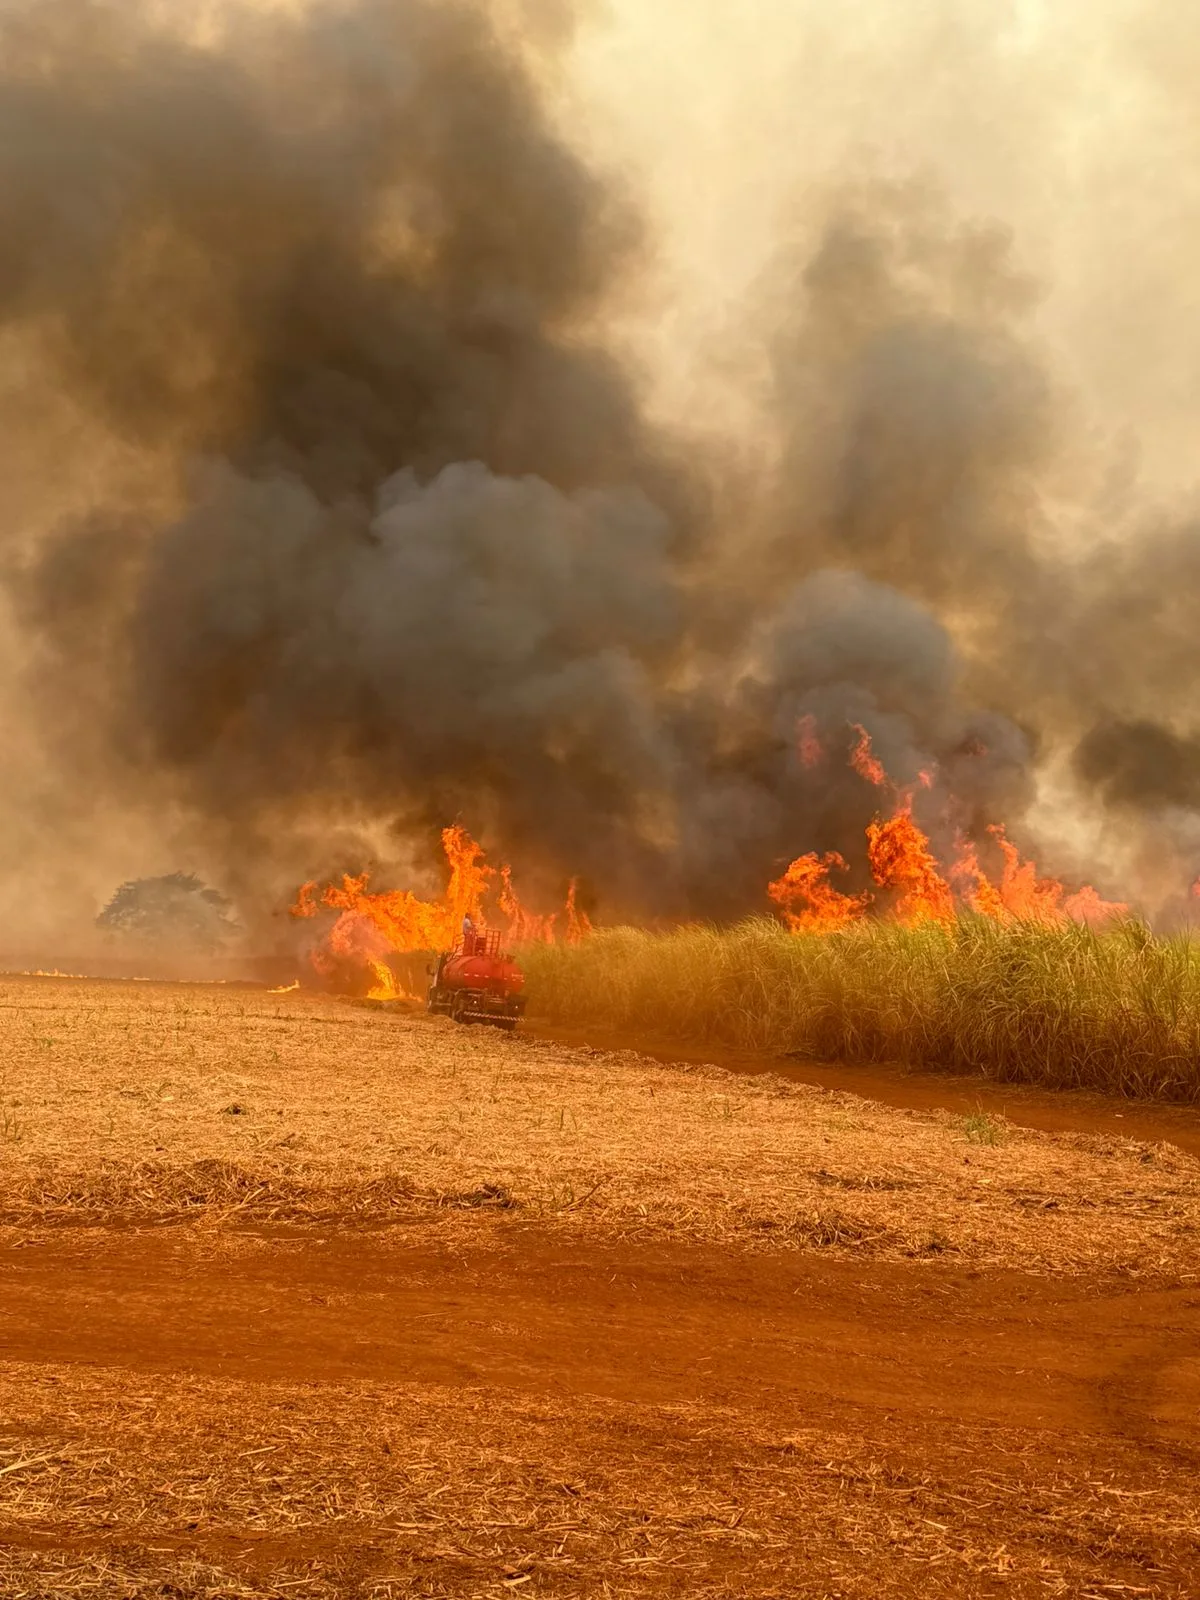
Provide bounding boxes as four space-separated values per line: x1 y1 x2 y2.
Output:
1 1358 1196 1599
3 975 1200 1599
522 917 1200 1101
1 976 1198 1275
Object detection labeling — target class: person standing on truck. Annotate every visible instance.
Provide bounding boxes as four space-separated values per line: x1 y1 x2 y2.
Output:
434 916 474 991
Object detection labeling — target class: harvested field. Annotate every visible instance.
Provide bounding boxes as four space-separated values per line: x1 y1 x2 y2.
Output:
4 976 1200 1271
1 973 1199 1597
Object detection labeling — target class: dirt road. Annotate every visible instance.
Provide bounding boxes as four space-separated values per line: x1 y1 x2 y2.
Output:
2 1227 1199 1596
5 1229 1197 1431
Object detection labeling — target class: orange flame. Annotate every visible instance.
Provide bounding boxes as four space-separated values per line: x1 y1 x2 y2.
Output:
849 724 888 788
949 836 1007 920
1061 884 1129 928
499 865 558 944
294 824 492 966
987 825 1067 920
772 724 1127 934
866 804 956 924
293 827 590 994
565 878 592 944
767 852 871 932
955 825 1126 928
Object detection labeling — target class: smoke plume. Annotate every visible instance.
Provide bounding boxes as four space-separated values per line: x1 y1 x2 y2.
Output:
2 0 1199 947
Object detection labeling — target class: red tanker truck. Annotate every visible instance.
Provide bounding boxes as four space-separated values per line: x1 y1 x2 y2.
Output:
426 922 526 1030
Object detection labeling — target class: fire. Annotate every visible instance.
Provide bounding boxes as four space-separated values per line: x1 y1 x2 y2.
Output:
955 825 1128 928
950 837 1008 920
268 979 300 994
849 723 888 787
498 866 557 944
293 882 418 1000
768 851 871 932
867 805 956 924
770 727 1127 933
1062 884 1130 928
565 878 592 944
293 823 494 997
979 825 1066 921
293 826 591 995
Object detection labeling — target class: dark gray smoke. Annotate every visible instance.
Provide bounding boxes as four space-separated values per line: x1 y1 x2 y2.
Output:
2 0 1197 939
2 0 703 925
755 185 1200 916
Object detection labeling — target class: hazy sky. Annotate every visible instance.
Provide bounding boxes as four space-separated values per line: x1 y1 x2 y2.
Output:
563 0 1200 491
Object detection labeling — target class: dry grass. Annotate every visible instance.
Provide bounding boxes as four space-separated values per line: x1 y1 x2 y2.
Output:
1 1359 1196 1598
522 917 1200 1101
0 976 1198 1275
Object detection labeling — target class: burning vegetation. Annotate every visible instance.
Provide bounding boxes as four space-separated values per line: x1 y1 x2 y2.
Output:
289 725 1129 1002
768 727 1127 934
293 825 590 1000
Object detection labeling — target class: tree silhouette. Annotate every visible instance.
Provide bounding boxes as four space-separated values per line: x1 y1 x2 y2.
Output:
97 874 238 952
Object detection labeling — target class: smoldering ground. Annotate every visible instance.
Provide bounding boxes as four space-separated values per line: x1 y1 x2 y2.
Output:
2 0 1200 944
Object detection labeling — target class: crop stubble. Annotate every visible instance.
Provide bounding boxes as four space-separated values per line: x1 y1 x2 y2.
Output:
0 976 1198 1597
